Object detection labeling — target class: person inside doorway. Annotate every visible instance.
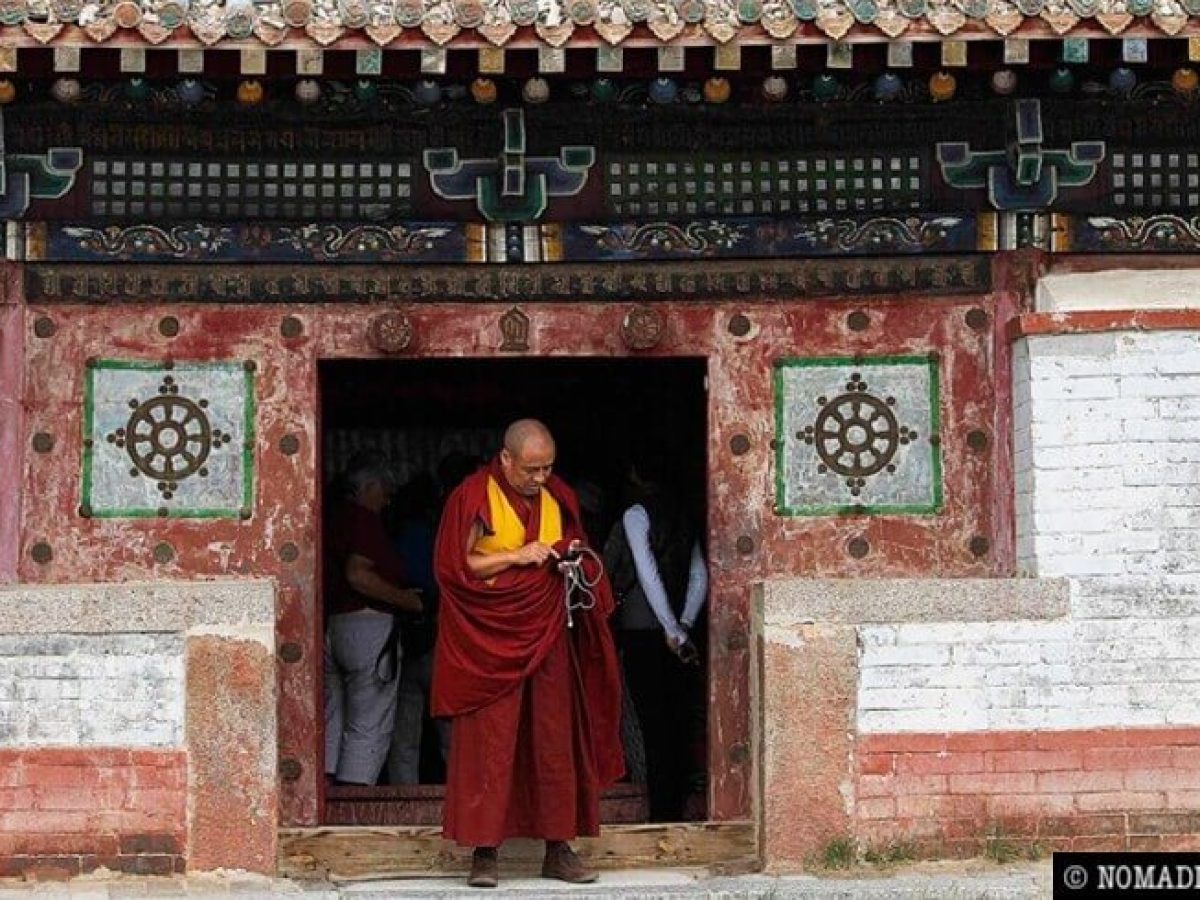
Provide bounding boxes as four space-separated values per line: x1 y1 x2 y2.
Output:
603 451 709 822
431 419 624 888
324 456 424 786
385 472 449 785
386 454 482 785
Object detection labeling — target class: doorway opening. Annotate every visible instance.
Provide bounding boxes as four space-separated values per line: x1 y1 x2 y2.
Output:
318 356 710 826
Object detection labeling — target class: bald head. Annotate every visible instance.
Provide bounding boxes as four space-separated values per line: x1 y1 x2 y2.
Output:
504 419 554 455
500 419 556 497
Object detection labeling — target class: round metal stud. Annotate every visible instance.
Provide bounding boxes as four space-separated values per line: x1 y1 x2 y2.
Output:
966 429 989 451
33 316 56 338
725 630 748 652
735 535 754 555
280 316 304 339
969 536 990 558
279 642 303 664
279 542 300 563
729 742 750 764
158 316 180 338
965 308 989 330
153 542 175 564
279 758 302 781
728 314 752 337
243 360 257 373
729 434 751 457
847 310 870 332
31 432 54 454
78 503 92 518
278 434 300 456
29 542 52 564
369 312 415 354
620 305 665 350
239 506 253 520
847 536 870 559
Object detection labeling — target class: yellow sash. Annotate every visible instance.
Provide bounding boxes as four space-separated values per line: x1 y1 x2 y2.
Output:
474 476 563 554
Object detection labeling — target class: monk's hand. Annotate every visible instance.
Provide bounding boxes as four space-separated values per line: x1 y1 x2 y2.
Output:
513 541 557 567
396 588 424 614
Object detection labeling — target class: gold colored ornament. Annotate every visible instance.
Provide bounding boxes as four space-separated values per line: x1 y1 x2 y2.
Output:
470 77 498 103
929 70 957 100
236 79 265 104
1173 67 1199 95
703 76 732 102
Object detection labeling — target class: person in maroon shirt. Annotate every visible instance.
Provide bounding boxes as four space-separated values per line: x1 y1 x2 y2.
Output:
324 459 424 785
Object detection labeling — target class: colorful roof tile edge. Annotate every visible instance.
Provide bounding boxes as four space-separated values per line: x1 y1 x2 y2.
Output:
0 0 1195 48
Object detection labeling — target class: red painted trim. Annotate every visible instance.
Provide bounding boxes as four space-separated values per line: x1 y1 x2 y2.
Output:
0 303 22 584
1008 309 1200 342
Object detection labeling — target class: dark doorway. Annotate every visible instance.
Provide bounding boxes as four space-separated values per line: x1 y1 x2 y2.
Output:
318 357 709 826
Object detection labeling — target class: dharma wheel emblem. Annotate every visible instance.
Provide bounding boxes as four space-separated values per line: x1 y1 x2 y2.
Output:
106 375 228 500
797 372 918 497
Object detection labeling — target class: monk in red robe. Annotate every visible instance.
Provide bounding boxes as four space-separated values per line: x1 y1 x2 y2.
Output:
432 419 623 888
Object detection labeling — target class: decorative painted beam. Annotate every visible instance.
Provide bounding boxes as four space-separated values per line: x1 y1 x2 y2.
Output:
0 110 82 218
936 99 1104 211
424 109 594 223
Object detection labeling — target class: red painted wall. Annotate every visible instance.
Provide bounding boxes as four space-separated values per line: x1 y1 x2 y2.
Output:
856 728 1200 855
15 291 1007 825
0 748 186 877
0 289 23 585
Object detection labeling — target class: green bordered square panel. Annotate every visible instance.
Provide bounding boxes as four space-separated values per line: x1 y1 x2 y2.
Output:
82 360 255 518
774 355 942 516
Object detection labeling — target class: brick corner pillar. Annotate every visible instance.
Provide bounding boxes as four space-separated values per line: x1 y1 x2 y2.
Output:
757 584 857 872
185 627 278 873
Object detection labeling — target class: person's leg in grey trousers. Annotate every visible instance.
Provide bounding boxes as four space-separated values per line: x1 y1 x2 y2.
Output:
325 609 401 785
388 650 432 784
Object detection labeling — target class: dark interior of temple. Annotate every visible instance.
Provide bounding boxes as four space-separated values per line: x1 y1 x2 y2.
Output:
318 356 710 824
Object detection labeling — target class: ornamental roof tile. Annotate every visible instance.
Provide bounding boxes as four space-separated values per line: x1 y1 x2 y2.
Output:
0 0 1194 47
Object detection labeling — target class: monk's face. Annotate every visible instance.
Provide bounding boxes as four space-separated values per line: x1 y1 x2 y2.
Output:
500 435 556 497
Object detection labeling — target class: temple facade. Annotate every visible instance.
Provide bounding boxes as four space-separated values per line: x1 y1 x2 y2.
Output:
0 5 1199 877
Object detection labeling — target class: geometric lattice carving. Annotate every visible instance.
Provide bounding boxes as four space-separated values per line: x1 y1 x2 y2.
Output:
82 360 254 518
774 355 942 516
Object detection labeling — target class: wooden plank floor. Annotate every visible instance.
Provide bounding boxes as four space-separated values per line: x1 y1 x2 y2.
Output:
279 822 758 882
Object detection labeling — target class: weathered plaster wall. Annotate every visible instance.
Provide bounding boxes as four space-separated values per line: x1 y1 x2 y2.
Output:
0 581 276 877
14 290 1005 826
757 304 1200 869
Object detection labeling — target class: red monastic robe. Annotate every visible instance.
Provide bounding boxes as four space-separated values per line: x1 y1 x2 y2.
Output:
431 458 624 847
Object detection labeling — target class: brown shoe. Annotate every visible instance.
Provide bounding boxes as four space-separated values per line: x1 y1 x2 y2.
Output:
541 842 598 884
467 847 498 888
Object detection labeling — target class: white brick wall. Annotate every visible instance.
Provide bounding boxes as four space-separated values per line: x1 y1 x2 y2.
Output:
857 576 1200 733
1014 330 1200 579
858 327 1200 733
0 634 184 746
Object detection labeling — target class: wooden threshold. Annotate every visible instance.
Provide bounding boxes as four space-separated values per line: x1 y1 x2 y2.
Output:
279 821 758 882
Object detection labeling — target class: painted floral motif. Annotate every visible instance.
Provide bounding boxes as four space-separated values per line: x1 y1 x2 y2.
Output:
792 216 965 253
580 221 747 255
54 223 456 262
1084 215 1200 252
62 224 231 256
